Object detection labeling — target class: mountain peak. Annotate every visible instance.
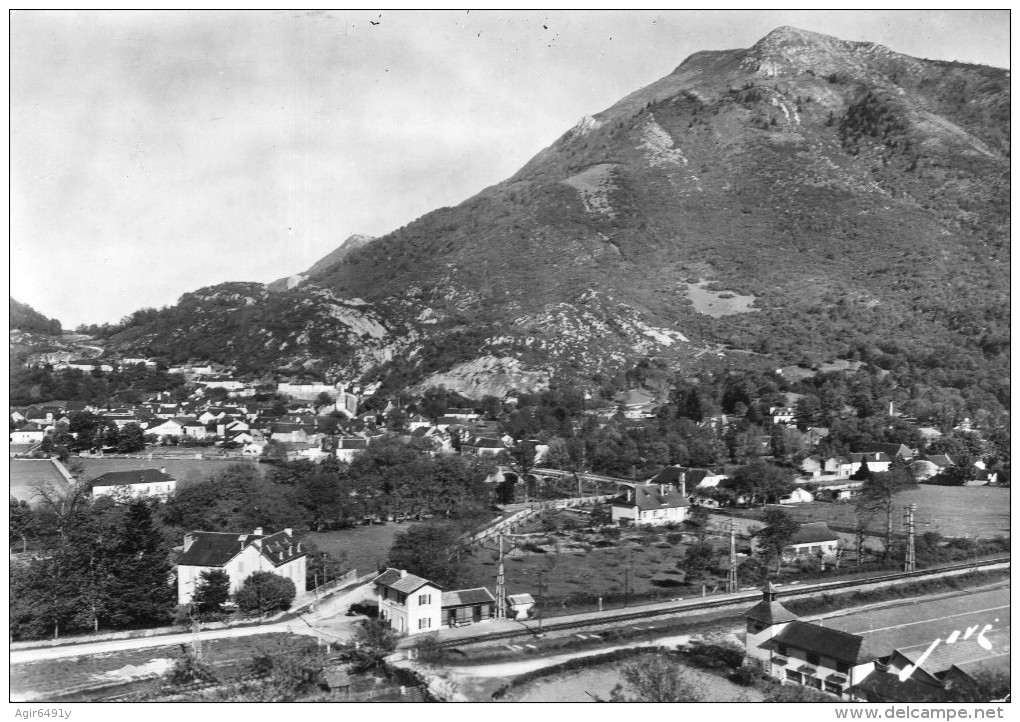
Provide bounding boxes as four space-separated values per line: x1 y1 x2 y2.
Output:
746 25 892 77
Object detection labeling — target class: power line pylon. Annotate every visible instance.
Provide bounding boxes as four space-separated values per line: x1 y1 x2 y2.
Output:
726 517 738 594
904 503 916 572
495 534 507 619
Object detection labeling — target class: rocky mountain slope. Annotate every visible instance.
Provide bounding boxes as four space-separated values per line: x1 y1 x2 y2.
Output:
104 27 1010 398
267 234 377 292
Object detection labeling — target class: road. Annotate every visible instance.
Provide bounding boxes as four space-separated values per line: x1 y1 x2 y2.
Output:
10 583 375 666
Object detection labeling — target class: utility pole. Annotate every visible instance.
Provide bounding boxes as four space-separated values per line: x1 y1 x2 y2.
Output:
495 534 507 620
904 504 916 572
727 517 738 594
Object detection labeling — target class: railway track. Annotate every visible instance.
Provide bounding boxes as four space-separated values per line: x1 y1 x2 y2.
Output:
437 556 1010 647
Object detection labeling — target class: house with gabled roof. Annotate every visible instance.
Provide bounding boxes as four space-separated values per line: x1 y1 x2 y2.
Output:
374 568 498 635
10 422 46 446
610 483 690 526
374 568 443 635
91 468 176 500
177 527 307 605
744 584 879 701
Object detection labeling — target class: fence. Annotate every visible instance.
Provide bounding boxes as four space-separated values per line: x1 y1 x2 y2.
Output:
462 495 616 548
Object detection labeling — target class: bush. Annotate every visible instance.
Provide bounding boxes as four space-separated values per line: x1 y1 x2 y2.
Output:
684 640 745 669
347 600 379 618
729 665 757 686
234 571 297 615
666 532 684 545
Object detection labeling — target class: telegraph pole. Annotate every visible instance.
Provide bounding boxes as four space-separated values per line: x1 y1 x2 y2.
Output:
727 517 738 594
495 534 507 620
903 504 916 572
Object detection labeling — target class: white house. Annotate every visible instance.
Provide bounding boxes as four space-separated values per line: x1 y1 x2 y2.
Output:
374 568 443 636
10 423 46 445
91 468 177 500
610 483 690 526
783 522 840 560
335 437 368 463
176 527 307 606
198 376 245 391
779 487 815 505
769 407 796 425
147 416 208 439
744 584 879 700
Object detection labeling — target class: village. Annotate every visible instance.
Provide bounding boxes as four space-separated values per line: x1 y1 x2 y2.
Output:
9 352 1010 704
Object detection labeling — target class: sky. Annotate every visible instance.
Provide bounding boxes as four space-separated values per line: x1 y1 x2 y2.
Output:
9 9 1011 328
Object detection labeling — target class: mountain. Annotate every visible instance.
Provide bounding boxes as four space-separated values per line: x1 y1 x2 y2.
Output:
10 298 62 335
267 234 377 292
103 27 1010 400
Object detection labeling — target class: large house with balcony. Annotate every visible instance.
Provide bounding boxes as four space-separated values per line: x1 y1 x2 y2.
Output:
744 583 880 700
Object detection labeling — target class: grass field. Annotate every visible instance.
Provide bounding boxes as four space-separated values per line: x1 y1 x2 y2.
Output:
302 522 409 577
771 485 1010 539
458 524 703 612
11 632 304 701
74 456 265 484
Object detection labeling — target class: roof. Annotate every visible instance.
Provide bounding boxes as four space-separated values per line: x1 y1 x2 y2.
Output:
611 483 691 511
855 442 912 458
789 522 839 546
850 668 948 703
744 598 798 626
92 469 175 488
441 587 495 607
177 529 305 568
173 416 203 426
338 437 368 449
507 593 535 605
373 567 435 594
924 454 954 467
770 620 879 664
896 628 1010 676
14 422 43 432
471 437 505 448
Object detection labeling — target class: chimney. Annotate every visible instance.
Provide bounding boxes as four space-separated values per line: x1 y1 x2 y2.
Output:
626 488 633 502
680 478 686 497
253 527 263 536
183 533 195 552
160 467 167 475
660 484 667 496
284 527 293 537
399 569 408 578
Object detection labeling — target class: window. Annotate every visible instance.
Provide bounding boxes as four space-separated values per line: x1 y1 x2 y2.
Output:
836 662 850 675
418 617 431 630
785 671 802 684
806 677 822 690
776 644 788 656
806 652 820 665
825 682 843 696
418 593 431 605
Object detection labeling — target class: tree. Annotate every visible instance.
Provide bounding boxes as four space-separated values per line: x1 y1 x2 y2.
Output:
755 507 799 574
730 460 794 506
387 522 464 588
604 655 706 702
116 422 146 453
856 470 913 559
501 440 538 504
9 497 36 552
102 499 176 628
192 569 232 614
348 618 399 670
234 571 297 615
678 540 717 581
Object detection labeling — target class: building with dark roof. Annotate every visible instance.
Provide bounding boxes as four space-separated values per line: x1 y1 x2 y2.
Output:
177 527 307 605
744 584 879 700
610 483 690 526
374 568 498 636
91 468 177 500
